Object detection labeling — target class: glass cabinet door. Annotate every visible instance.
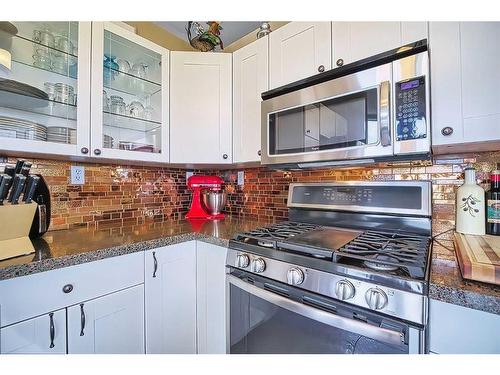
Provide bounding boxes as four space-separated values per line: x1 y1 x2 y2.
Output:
0 22 91 156
90 22 169 162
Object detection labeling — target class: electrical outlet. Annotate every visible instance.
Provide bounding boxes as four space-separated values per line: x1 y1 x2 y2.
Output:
186 171 194 180
71 165 85 185
237 171 244 186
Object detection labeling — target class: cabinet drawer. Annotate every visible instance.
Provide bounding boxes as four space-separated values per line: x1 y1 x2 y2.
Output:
0 252 144 327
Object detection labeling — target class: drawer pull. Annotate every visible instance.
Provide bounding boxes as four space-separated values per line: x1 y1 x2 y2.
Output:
80 303 86 336
62 284 73 294
152 251 158 278
49 312 55 348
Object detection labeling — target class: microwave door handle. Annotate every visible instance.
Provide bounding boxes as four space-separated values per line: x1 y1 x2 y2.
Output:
227 275 404 348
379 80 391 147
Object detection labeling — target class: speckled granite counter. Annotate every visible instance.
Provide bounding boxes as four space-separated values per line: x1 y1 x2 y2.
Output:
0 217 271 281
429 239 500 315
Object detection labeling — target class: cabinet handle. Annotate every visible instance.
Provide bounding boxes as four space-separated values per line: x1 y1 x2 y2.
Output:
93 148 101 156
49 312 55 349
336 58 344 67
318 65 325 73
258 150 261 156
62 284 73 293
81 147 89 154
152 251 158 278
79 303 86 336
441 126 454 136
222 154 228 160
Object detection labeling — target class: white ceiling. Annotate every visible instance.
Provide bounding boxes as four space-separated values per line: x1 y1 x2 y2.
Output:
155 21 262 46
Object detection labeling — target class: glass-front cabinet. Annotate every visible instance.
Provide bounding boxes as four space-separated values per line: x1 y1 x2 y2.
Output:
0 22 91 156
90 22 169 163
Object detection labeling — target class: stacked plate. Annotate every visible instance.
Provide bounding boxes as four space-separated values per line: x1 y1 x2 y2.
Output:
47 126 76 144
103 134 114 148
0 116 47 141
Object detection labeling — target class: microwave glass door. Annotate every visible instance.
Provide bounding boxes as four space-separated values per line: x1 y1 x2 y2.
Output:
268 88 378 156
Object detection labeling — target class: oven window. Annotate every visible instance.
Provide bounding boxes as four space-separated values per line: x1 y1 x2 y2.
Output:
268 88 378 155
229 284 408 354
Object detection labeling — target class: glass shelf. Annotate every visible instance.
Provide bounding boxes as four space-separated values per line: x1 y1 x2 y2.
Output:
104 67 161 97
0 89 77 121
103 111 161 132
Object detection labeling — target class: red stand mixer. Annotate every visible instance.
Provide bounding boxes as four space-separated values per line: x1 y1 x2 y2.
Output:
186 175 226 220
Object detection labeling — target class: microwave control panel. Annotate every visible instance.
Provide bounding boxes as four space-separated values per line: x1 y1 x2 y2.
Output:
395 76 427 141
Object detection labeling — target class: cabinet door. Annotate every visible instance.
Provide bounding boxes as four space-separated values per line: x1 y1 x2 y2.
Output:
430 22 500 153
90 22 169 163
67 284 144 354
170 51 232 164
269 22 331 89
145 242 197 354
233 36 268 163
196 241 227 354
0 22 91 158
332 22 427 68
1 310 66 354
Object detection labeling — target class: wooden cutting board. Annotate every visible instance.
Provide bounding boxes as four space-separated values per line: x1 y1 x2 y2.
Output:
454 232 500 285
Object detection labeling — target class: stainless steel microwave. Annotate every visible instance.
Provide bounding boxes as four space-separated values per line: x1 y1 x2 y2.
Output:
261 40 430 168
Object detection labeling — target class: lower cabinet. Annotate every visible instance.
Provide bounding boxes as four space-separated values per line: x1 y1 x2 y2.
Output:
196 242 228 354
0 309 66 354
429 299 500 354
67 285 144 354
145 241 197 354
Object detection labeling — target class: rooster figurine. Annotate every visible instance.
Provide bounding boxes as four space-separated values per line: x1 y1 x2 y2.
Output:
187 21 224 52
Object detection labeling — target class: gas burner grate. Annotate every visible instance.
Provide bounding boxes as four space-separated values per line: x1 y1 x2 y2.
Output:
234 222 320 249
334 231 431 278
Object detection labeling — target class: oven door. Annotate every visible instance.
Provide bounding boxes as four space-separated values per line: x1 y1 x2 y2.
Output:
261 63 393 166
227 272 424 354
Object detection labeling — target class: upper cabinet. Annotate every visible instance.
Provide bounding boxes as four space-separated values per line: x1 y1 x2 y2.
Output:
90 22 170 163
170 51 232 164
332 22 427 67
269 22 331 89
430 22 500 153
0 22 91 157
233 36 268 163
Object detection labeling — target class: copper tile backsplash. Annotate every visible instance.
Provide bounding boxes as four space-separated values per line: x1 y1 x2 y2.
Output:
1 151 498 235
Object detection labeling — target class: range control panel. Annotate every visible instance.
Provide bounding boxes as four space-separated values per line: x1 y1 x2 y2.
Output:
395 76 427 141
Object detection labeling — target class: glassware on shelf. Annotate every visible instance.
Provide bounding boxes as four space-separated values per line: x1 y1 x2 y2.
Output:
32 49 52 70
103 54 119 86
116 58 131 75
127 100 144 118
43 82 57 101
129 62 148 79
55 34 75 55
110 95 126 115
102 90 110 112
142 94 155 121
33 28 55 48
51 54 69 75
54 83 75 105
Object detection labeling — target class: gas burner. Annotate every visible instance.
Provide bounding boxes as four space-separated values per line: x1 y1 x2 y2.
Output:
364 254 400 271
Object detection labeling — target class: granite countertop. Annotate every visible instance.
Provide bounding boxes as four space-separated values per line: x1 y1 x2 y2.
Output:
1 216 499 315
0 216 271 281
429 239 500 315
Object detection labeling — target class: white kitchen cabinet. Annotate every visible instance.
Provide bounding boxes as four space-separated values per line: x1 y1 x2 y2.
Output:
90 22 170 163
170 51 232 164
430 22 500 153
145 241 197 353
429 299 500 354
1 309 66 354
0 22 92 158
67 284 144 354
196 241 228 354
332 22 427 67
269 22 331 89
233 36 268 163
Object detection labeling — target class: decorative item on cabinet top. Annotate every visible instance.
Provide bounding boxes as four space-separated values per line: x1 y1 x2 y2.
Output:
256 22 272 39
187 21 224 51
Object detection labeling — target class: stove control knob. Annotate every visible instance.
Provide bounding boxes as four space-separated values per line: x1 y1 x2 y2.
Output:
335 279 355 300
251 258 266 273
365 288 388 310
286 267 305 286
235 254 250 268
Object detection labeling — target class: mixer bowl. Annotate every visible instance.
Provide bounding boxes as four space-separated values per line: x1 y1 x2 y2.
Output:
201 191 227 215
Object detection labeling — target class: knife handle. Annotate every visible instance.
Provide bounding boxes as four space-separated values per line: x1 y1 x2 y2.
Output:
24 176 40 203
4 165 15 177
14 160 25 174
0 175 13 204
9 175 26 204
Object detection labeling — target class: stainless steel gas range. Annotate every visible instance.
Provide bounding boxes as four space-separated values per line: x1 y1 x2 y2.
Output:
226 181 432 354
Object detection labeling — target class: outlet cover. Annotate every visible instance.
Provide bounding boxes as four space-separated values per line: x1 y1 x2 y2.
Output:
186 171 194 181
237 171 244 186
71 165 85 185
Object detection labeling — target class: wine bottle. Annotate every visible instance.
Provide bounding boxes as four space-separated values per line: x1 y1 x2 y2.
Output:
486 170 500 235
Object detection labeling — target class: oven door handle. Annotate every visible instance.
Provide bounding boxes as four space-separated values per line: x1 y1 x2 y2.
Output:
228 275 405 348
379 80 391 147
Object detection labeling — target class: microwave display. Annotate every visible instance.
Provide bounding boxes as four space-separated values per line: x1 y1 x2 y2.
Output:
395 76 427 141
268 89 378 156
